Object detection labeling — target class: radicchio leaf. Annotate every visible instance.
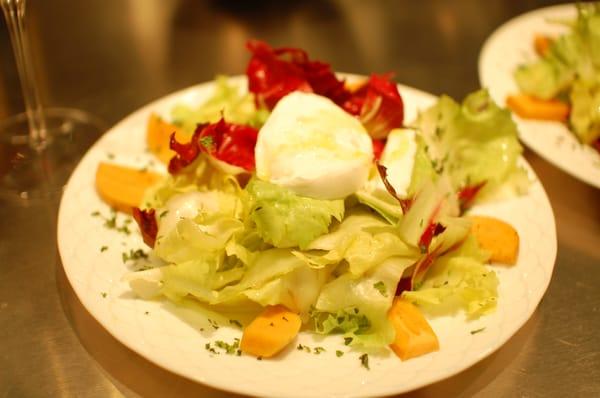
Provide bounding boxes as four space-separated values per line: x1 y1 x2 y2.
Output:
376 164 412 213
168 118 258 174
418 222 446 254
457 181 486 213
246 39 350 110
245 40 404 140
372 139 386 162
133 208 158 248
593 138 600 154
348 74 404 139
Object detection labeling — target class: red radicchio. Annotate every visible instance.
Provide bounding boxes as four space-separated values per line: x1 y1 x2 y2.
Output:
133 208 158 248
246 40 349 110
457 181 486 213
245 40 405 144
376 164 413 213
593 138 600 154
168 118 259 174
372 139 386 162
348 74 404 140
418 222 446 253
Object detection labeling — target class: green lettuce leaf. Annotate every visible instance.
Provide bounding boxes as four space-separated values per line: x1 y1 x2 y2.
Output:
171 75 270 133
402 235 497 318
415 90 527 199
246 179 344 249
304 210 418 276
313 256 414 349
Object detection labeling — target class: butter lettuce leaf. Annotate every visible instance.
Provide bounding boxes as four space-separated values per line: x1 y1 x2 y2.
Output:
247 179 344 249
171 75 269 133
402 235 497 318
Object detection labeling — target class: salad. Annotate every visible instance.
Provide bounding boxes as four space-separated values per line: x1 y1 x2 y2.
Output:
507 2 600 154
96 40 526 363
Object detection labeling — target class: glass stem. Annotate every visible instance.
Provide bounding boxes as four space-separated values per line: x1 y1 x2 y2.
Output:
1 0 48 150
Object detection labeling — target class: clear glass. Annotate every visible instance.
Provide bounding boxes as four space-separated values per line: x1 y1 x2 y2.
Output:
0 0 105 203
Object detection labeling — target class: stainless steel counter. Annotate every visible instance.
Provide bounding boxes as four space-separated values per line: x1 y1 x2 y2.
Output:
1 1 599 397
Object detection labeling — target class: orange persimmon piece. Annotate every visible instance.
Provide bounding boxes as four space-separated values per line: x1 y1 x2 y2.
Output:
95 162 162 214
469 215 519 265
506 94 570 122
240 305 302 358
388 298 439 361
534 34 553 57
147 113 188 164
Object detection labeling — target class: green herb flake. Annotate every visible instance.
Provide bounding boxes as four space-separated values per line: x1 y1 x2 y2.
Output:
91 211 101 217
359 353 370 370
101 292 107 298
373 281 388 297
344 337 353 346
229 319 242 328
336 350 344 357
159 210 169 218
214 339 240 355
313 347 326 355
208 319 220 330
100 246 108 253
470 327 486 335
122 249 148 263
199 136 214 149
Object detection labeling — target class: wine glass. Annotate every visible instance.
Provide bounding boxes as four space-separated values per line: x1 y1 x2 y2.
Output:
0 0 105 202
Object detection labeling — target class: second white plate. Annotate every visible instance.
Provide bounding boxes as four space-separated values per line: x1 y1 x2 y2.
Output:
479 4 600 189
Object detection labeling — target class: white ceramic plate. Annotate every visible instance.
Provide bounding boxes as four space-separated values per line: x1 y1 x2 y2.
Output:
58 77 557 398
479 4 600 189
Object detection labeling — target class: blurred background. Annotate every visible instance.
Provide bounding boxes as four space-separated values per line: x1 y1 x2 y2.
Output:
2 1 599 398
0 0 568 125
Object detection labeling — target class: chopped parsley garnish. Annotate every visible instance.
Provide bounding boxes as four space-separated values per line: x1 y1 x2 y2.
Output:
144 311 149 315
296 344 311 353
208 319 220 330
199 136 214 149
229 319 242 328
106 152 115 160
373 281 387 297
204 342 218 355
95 210 132 235
214 338 241 355
122 249 148 263
101 292 107 298
313 347 326 355
159 210 169 218
336 350 344 357
100 246 108 253
470 327 486 335
344 337 353 346
359 353 370 370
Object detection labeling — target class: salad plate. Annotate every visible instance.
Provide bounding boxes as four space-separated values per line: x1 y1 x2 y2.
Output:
479 4 600 189
58 76 557 398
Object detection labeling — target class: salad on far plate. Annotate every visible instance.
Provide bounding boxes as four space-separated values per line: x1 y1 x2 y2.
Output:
95 40 527 365
506 2 600 154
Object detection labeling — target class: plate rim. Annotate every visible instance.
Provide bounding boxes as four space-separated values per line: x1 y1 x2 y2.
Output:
57 76 558 397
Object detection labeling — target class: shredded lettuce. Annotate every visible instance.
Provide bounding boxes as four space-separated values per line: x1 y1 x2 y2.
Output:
246 179 344 250
313 256 413 349
402 235 498 318
171 75 270 133
415 90 527 199
515 3 600 144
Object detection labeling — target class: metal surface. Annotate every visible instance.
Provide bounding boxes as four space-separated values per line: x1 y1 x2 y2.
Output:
1 1 599 397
